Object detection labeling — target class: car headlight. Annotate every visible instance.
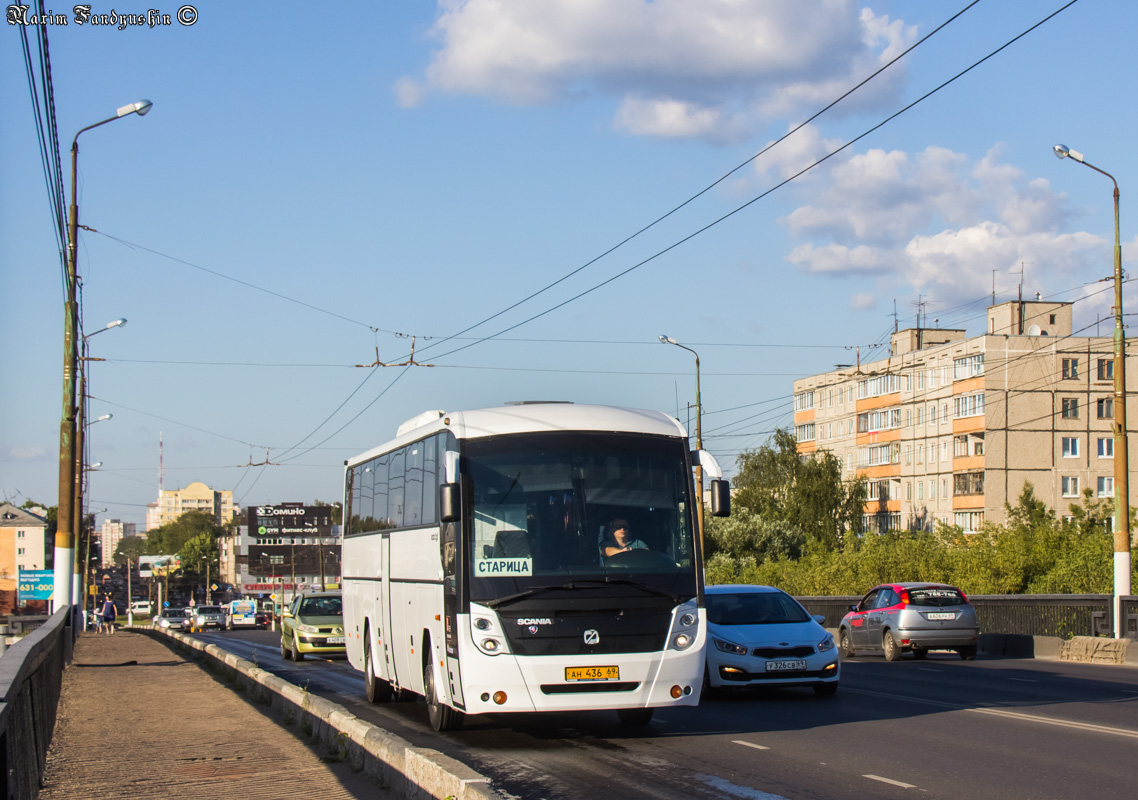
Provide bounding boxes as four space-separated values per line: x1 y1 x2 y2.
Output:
195 616 205 624
298 624 319 633
817 633 835 653
712 637 748 656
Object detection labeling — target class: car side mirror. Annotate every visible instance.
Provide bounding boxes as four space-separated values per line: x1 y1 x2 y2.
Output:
812 614 826 625
849 604 858 613
440 482 460 522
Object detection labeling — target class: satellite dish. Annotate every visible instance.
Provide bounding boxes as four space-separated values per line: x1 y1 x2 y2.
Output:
1027 324 1042 336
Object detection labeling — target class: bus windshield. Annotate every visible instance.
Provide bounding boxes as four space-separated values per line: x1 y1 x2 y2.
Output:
463 431 697 602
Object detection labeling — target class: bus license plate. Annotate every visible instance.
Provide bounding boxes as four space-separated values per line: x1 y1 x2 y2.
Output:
565 666 619 681
766 660 806 672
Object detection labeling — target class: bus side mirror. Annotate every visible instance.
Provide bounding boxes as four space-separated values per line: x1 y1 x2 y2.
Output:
440 482 460 523
710 479 731 517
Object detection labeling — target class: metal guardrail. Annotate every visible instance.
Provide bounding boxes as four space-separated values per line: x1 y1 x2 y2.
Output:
0 606 73 800
797 594 1138 640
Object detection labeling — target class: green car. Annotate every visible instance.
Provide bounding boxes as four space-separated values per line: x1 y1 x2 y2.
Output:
280 590 345 661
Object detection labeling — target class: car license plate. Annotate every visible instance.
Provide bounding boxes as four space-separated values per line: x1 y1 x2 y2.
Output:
766 660 807 672
326 636 345 644
927 612 955 620
565 665 619 681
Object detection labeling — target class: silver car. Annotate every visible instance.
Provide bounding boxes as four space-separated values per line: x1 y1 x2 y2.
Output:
187 605 226 632
838 582 980 661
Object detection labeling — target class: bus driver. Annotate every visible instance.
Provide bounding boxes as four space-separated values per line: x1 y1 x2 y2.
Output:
601 518 649 558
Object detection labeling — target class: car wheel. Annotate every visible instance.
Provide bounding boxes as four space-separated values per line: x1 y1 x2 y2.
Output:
883 630 901 662
364 633 393 703
838 628 855 659
957 645 977 661
814 682 839 697
291 634 304 662
424 658 464 731
617 708 654 727
911 646 928 660
280 637 288 659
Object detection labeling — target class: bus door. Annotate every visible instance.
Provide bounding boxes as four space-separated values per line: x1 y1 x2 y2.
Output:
442 519 465 708
378 531 397 685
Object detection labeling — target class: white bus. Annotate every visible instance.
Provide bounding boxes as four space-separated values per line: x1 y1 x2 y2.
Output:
342 402 730 731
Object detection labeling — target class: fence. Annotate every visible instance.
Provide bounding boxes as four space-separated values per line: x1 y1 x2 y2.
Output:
797 594 1138 640
0 606 72 800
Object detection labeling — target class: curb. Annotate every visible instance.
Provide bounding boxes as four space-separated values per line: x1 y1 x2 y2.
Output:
138 626 507 800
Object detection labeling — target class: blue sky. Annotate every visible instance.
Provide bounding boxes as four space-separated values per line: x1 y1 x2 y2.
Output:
3 0 1135 529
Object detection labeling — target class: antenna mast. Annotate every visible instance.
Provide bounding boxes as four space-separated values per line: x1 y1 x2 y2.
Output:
158 431 165 493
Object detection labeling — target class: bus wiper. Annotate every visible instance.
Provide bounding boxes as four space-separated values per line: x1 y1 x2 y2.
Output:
485 579 679 609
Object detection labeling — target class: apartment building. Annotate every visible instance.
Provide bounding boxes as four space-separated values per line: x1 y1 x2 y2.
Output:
99 518 137 567
146 481 239 530
793 300 1135 535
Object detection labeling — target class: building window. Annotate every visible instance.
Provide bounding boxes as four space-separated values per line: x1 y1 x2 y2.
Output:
1061 476 1080 497
954 354 985 380
953 471 984 495
954 393 985 418
17 547 25 556
916 407 923 426
942 478 950 498
930 405 937 425
905 445 912 465
930 480 937 501
917 444 924 464
954 511 984 533
1062 437 1080 458
1098 437 1114 458
1097 359 1114 381
1097 476 1115 498
906 481 912 500
795 423 815 442
941 441 949 462
1062 358 1079 379
1061 398 1079 419
794 391 815 411
1097 398 1114 419
917 481 924 501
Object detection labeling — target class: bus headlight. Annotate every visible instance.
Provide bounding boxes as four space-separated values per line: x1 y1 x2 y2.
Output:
672 632 694 650
479 638 501 653
680 613 697 627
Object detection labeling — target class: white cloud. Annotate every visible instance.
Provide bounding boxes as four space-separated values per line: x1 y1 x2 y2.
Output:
850 292 876 310
780 144 1117 312
753 123 845 182
403 0 915 141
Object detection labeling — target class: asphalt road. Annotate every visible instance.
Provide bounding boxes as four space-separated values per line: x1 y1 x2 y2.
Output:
193 628 1138 800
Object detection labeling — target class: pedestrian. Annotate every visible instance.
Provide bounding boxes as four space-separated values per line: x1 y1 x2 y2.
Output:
100 593 117 634
93 603 104 635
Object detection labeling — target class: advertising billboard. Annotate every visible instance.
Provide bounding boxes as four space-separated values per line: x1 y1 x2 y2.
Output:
18 569 54 601
248 503 334 539
139 555 182 578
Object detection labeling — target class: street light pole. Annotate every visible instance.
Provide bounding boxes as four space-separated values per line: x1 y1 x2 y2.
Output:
1054 144 1131 638
73 319 124 610
55 101 151 613
659 335 705 550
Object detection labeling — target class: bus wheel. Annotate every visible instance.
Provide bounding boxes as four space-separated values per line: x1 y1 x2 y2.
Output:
364 635 393 704
617 708 654 727
424 660 464 732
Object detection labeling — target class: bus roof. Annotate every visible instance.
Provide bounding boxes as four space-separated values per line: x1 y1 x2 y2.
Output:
346 403 687 468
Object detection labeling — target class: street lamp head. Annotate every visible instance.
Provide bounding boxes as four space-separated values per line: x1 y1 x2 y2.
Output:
117 99 153 118
92 414 112 424
108 318 127 329
1053 143 1085 163
658 334 676 345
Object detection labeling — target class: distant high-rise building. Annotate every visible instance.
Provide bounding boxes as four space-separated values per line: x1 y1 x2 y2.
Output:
99 518 137 567
793 300 1135 535
149 481 239 530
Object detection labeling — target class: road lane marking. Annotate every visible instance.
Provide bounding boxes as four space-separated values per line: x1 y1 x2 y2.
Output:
864 774 917 789
848 687 1138 740
1008 678 1038 683
733 740 770 750
697 775 789 799
917 668 942 672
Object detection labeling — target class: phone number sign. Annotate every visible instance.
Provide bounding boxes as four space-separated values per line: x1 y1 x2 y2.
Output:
18 570 54 601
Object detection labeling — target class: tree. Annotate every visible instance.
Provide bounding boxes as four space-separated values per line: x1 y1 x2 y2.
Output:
145 511 222 555
732 429 866 552
114 535 148 565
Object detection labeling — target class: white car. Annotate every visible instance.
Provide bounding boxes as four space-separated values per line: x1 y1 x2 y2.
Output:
704 584 839 697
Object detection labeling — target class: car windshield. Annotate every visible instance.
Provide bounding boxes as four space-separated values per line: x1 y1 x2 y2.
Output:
165 609 186 618
299 597 342 616
908 587 966 606
196 606 222 614
706 591 811 625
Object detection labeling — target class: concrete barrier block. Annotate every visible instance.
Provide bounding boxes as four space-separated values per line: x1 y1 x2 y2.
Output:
1060 636 1129 663
405 747 496 800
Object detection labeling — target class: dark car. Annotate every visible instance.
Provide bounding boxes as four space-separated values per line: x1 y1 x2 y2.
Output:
838 582 980 661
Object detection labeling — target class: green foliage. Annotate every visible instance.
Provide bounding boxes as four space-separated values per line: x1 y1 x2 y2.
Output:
144 511 222 556
113 535 148 564
706 481 1135 595
731 429 866 551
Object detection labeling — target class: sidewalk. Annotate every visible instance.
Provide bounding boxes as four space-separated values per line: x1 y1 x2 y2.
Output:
37 629 384 800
